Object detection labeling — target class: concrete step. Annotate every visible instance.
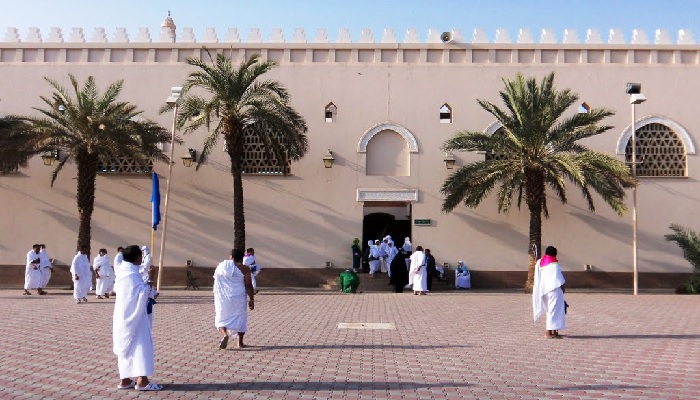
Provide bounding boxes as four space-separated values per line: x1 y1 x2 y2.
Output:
320 272 455 292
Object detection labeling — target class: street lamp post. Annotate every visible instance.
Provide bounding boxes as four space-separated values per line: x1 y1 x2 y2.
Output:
155 86 182 291
626 83 646 296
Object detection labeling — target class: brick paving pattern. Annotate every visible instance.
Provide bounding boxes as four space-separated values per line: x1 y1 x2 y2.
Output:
0 288 698 399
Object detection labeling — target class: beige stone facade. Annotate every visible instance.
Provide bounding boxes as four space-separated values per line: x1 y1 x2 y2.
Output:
0 23 698 286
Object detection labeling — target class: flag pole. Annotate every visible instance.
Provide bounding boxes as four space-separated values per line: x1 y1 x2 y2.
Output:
156 91 180 291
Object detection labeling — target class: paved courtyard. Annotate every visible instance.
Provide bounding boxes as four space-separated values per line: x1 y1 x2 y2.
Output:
1 287 698 399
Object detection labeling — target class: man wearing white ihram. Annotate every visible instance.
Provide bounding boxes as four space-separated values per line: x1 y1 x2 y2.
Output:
23 244 44 296
38 244 53 291
410 246 427 295
70 246 92 304
532 245 567 339
93 248 113 299
214 248 255 350
113 245 162 391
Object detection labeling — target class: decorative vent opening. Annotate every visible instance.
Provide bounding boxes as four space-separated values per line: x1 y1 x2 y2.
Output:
485 127 510 161
241 125 291 175
625 123 686 177
97 156 153 174
439 103 452 124
325 102 337 123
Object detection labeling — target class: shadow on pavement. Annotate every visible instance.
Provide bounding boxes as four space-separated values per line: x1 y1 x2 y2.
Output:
548 384 651 391
221 344 456 351
164 380 472 391
567 334 700 339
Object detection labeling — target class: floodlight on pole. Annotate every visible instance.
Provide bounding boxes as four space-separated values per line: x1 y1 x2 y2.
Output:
156 86 181 291
628 83 646 296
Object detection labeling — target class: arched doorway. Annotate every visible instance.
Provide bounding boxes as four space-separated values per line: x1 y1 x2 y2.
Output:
361 205 412 272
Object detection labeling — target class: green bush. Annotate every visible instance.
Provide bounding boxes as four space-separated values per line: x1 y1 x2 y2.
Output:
665 224 700 294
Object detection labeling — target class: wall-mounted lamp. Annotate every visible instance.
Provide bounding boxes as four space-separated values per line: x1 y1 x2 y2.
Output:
443 152 456 169
181 148 197 167
41 149 59 166
322 149 335 168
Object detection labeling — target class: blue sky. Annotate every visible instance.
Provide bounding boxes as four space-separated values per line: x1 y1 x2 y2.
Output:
1 0 697 42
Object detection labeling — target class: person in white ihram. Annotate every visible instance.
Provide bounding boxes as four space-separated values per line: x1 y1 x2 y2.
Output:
214 248 255 350
93 248 113 299
532 245 567 339
113 245 162 391
23 244 44 295
38 244 53 292
70 246 92 304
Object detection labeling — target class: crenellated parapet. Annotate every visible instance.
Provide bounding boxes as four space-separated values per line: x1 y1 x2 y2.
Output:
1 26 698 45
2 26 700 66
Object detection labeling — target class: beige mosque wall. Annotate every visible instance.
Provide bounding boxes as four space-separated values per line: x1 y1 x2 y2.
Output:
0 25 699 281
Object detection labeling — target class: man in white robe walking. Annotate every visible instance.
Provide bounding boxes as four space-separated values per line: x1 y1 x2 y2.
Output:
38 244 53 292
113 245 162 391
214 248 255 350
532 245 567 339
410 246 428 295
93 248 113 299
70 246 92 304
23 244 44 295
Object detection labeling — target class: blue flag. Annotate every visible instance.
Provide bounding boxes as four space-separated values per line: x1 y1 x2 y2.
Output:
151 172 161 230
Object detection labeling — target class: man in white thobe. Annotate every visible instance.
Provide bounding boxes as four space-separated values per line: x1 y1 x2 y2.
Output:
94 248 113 299
368 240 382 276
386 241 398 278
38 244 53 291
70 246 92 304
410 246 428 295
24 244 44 295
112 245 162 391
139 246 152 283
532 245 566 339
214 249 255 350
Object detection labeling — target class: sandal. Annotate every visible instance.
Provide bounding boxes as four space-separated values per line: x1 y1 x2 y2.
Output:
219 335 229 349
135 382 162 391
117 381 136 390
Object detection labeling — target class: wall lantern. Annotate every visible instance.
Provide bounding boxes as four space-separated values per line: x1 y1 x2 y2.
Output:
443 152 456 169
41 149 59 166
322 149 335 168
181 148 197 167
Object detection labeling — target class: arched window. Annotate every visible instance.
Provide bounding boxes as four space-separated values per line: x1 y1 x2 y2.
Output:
439 104 452 124
625 123 687 177
325 102 337 123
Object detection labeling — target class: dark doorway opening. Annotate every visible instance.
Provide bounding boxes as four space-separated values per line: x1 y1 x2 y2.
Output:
361 208 411 272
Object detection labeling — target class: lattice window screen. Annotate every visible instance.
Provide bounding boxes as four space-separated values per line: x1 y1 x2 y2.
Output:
97 156 153 174
625 123 686 177
241 126 290 175
485 127 511 161
0 162 20 173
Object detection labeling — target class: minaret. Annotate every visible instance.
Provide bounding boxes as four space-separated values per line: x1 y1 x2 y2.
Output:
161 11 176 42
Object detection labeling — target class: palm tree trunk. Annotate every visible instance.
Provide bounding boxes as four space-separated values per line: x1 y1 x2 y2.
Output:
227 127 246 250
524 168 545 293
76 151 99 255
525 211 542 293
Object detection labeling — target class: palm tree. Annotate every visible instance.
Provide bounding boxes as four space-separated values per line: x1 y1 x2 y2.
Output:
664 224 700 293
24 75 172 253
441 72 636 291
164 51 308 250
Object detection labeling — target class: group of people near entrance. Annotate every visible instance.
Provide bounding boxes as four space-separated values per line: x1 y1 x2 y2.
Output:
347 237 446 295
